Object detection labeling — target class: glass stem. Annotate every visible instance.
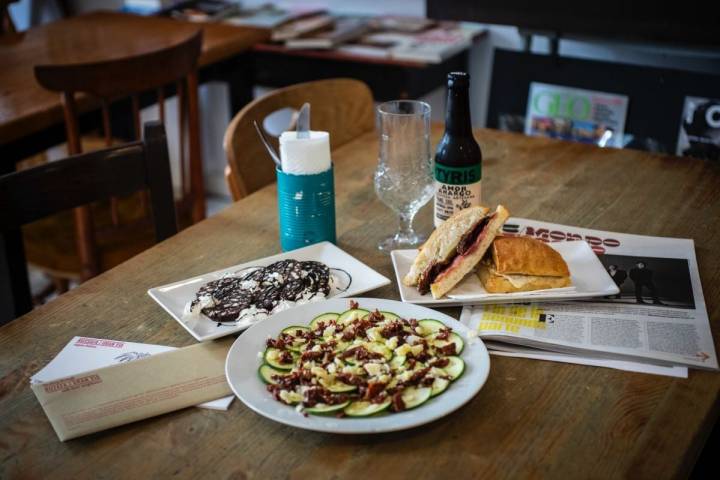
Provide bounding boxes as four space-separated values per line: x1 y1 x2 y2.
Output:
397 212 415 239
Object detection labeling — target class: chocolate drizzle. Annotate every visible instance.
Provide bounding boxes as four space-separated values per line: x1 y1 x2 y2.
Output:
191 260 331 323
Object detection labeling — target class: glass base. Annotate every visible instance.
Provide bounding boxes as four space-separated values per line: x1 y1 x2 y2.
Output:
378 231 427 251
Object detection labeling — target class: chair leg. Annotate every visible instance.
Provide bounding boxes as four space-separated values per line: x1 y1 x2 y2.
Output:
53 277 69 294
32 276 70 306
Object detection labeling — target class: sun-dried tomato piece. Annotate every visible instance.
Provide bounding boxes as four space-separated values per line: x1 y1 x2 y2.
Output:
391 392 406 412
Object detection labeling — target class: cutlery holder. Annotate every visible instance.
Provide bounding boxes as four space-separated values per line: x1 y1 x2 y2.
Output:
276 166 336 251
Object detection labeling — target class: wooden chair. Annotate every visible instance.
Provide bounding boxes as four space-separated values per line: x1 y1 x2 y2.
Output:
27 30 203 283
0 122 177 325
1 0 18 35
223 78 375 200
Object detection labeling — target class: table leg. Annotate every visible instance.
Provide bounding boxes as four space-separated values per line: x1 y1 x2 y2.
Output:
199 54 255 117
0 229 32 325
0 162 32 325
227 53 255 115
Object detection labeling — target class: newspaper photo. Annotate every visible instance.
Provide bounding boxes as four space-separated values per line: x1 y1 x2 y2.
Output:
461 218 718 371
525 83 628 148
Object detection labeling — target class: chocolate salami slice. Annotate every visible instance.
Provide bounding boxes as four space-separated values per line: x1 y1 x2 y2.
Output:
189 258 332 324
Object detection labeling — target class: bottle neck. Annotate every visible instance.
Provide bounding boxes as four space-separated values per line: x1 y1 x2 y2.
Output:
445 86 472 136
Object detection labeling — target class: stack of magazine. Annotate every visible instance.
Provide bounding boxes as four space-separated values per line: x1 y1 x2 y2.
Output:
460 218 718 378
266 13 484 63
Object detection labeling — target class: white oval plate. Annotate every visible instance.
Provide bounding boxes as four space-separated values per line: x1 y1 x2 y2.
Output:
225 297 490 434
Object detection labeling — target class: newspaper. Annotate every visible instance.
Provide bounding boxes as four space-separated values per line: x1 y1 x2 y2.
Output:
484 341 689 378
461 218 718 372
525 83 629 148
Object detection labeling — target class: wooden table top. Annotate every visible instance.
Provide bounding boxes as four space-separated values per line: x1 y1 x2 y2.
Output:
1 128 718 478
0 11 268 145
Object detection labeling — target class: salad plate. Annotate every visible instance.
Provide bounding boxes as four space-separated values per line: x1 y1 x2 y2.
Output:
225 297 490 434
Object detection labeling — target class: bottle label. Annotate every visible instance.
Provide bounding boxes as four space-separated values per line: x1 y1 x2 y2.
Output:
433 163 482 226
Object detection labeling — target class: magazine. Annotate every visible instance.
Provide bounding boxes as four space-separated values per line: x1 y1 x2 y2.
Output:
525 83 629 148
271 13 334 42
285 18 369 50
337 22 484 63
460 218 718 372
223 5 324 29
676 96 720 161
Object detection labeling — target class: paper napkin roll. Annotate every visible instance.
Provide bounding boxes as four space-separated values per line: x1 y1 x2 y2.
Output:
279 131 331 175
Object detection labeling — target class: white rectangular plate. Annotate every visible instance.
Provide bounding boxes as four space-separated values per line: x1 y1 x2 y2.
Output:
391 240 619 306
149 242 391 341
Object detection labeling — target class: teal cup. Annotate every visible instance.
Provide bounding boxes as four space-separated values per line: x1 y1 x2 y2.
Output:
276 166 336 251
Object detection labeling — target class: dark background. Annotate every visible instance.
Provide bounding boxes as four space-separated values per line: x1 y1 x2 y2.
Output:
427 0 720 47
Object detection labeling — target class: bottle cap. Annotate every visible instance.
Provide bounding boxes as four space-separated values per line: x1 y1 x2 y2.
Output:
447 71 470 88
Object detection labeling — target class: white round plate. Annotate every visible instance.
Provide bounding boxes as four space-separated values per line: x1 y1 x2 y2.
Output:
225 297 490 434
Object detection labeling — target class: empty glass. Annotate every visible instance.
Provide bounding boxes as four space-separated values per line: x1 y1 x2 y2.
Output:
374 100 434 251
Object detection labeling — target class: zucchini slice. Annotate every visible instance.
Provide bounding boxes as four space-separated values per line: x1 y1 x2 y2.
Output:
320 378 357 393
379 311 400 321
400 386 432 409
389 355 406 369
263 347 296 370
367 342 393 361
331 340 350 353
309 312 340 330
344 399 392 417
448 332 464 354
258 364 287 385
305 400 351 415
337 308 370 324
432 332 464 355
282 325 310 336
430 377 450 396
417 319 446 336
444 356 465 380
281 325 310 352
345 342 393 364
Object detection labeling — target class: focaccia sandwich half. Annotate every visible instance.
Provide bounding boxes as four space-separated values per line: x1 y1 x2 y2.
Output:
477 236 571 293
403 204 510 299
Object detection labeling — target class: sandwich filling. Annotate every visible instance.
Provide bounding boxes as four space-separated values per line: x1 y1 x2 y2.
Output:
483 262 564 288
417 214 495 294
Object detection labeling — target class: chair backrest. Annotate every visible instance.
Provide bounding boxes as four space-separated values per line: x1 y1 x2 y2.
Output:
223 78 375 200
0 0 18 35
0 122 177 325
33 30 203 279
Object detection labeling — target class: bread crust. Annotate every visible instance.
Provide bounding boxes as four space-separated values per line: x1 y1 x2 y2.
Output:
492 236 570 277
477 263 571 293
403 206 489 286
429 205 510 299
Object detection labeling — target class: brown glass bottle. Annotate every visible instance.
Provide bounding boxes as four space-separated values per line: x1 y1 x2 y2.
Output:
433 72 482 226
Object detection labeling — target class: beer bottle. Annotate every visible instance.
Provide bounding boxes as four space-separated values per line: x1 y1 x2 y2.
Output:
433 72 482 226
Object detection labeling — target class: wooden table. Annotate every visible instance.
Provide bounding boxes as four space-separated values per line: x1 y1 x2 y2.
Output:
0 11 268 165
1 128 718 478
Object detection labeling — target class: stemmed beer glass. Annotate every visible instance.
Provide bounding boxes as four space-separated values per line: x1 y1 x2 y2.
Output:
374 100 434 251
